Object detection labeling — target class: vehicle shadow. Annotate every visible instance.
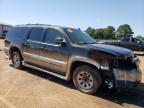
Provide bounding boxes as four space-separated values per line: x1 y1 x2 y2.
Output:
95 87 144 107
15 66 144 107
20 66 75 89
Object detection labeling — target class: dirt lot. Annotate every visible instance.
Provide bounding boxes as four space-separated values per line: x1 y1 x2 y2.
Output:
0 39 144 108
139 56 144 81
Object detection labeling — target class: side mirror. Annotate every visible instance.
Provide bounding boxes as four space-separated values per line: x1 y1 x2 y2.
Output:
55 37 66 46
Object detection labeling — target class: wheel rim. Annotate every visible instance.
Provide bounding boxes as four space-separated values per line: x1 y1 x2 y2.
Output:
77 71 94 90
13 53 20 67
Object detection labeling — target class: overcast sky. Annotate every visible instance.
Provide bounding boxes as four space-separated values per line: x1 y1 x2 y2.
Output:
0 0 144 35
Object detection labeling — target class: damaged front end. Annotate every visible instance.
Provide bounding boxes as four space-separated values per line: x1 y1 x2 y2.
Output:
88 48 142 90
110 56 142 89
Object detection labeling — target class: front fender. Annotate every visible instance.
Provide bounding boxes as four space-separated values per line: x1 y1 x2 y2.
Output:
65 56 101 80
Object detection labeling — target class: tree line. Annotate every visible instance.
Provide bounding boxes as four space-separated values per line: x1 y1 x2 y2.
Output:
85 24 144 40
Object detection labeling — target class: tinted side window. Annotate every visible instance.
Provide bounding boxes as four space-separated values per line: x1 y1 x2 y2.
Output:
122 37 130 42
44 28 63 44
29 27 43 41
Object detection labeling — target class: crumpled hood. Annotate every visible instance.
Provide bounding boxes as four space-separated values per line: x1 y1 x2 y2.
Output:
86 44 132 57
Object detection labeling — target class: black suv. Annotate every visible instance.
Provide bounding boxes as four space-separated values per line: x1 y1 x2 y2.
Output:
4 24 142 94
105 36 144 52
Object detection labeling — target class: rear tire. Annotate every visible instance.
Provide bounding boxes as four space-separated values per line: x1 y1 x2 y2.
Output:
12 51 23 69
73 65 102 94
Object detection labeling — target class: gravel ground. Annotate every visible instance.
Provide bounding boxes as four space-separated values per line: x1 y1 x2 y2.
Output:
0 39 144 108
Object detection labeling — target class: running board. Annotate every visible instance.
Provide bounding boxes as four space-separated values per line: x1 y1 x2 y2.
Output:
23 62 67 80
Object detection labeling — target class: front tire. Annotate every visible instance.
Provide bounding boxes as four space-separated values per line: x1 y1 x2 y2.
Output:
73 65 102 94
12 51 23 69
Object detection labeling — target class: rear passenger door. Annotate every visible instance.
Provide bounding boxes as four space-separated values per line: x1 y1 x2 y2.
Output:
23 27 44 65
39 28 69 74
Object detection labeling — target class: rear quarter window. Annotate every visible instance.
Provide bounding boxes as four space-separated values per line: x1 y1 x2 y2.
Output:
7 27 29 41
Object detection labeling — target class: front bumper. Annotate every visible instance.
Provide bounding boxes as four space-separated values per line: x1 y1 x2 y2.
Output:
113 56 142 89
113 68 142 88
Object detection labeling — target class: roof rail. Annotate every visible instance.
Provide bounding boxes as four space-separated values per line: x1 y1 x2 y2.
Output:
15 23 53 27
15 23 75 29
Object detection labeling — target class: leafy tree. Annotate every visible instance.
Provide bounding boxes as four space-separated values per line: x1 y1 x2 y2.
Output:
85 24 136 40
116 24 133 39
85 26 115 39
94 28 105 39
85 27 95 38
136 35 144 40
103 26 115 39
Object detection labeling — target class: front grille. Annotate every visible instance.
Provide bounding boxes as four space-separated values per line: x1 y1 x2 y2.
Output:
109 57 137 70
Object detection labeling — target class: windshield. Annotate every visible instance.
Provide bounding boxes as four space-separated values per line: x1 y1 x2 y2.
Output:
64 28 95 44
